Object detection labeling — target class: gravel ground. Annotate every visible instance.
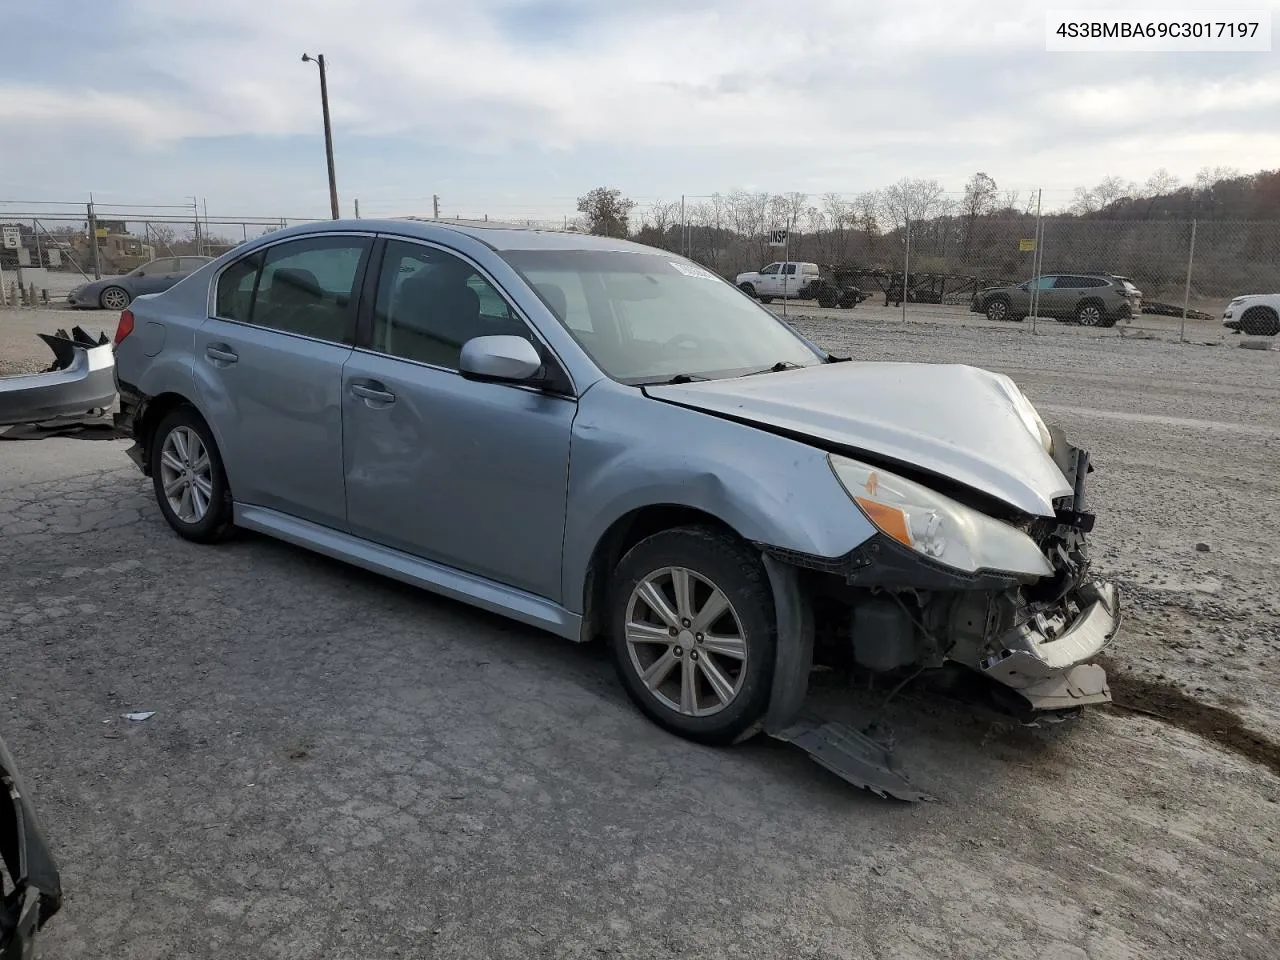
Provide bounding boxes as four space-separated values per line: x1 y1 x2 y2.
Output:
1 306 1278 960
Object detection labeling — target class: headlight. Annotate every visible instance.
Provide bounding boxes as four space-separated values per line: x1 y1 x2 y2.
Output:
828 455 1054 578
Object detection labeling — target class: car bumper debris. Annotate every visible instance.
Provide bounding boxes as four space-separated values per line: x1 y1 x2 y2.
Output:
0 326 117 428
0 735 63 958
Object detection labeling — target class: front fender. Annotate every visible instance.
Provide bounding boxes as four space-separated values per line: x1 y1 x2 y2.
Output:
560 381 876 613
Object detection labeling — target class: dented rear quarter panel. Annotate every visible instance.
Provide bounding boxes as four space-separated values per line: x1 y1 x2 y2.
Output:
560 378 878 611
113 294 204 442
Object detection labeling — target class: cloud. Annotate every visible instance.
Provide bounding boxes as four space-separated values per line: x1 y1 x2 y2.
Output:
0 0 1274 215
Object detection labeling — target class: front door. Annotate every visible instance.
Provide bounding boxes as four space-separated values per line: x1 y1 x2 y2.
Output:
341 238 576 601
192 233 372 529
757 262 781 296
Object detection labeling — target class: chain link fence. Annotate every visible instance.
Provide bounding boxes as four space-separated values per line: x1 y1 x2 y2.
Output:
4 196 1279 345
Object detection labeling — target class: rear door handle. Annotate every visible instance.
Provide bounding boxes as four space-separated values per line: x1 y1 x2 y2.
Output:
205 344 238 364
350 382 396 405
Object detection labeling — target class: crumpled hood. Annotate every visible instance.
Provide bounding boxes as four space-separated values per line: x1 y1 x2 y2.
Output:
646 361 1073 516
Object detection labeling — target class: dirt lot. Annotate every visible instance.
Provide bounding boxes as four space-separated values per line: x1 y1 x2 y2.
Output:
1 306 1278 960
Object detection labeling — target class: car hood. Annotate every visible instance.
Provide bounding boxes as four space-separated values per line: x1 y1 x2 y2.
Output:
646 361 1073 516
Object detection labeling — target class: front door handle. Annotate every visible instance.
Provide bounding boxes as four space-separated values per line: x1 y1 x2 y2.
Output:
350 382 396 406
205 344 238 365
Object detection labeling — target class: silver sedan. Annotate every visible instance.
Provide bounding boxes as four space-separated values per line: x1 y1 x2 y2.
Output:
109 220 1119 797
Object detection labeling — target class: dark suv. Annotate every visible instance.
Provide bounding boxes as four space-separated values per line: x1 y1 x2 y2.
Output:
972 273 1142 327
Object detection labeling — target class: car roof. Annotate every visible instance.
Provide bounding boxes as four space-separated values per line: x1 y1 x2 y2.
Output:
258 217 664 255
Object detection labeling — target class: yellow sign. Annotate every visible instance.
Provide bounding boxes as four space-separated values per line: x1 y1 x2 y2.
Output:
95 227 109 238
1018 238 1036 252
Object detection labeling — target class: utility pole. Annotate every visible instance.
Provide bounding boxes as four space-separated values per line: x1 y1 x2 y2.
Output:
432 195 440 219
302 53 340 220
87 194 102 280
354 197 360 219
191 197 202 257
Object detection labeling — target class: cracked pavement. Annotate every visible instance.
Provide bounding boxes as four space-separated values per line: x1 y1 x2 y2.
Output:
1 309 1278 959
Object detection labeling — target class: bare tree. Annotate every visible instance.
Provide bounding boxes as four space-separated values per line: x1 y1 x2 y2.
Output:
1071 175 1138 215
647 200 680 234
878 178 948 231
960 172 998 255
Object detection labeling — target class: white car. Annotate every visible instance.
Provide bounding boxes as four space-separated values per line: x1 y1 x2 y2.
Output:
735 261 820 303
1222 294 1280 336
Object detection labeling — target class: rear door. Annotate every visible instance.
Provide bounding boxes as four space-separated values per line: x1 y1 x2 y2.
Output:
133 258 182 295
1051 275 1090 318
780 262 798 298
192 232 372 529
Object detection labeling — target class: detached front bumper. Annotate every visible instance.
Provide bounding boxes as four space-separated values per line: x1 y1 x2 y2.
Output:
980 580 1120 710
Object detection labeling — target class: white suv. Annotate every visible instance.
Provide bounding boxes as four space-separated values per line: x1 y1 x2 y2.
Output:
1222 294 1280 335
735 261 820 303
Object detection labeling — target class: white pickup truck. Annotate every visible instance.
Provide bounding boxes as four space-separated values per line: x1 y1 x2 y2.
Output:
734 261 820 302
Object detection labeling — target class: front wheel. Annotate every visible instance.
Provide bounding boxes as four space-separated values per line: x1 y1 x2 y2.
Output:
1242 306 1280 335
758 296 773 304
738 283 756 298
150 406 234 543
985 297 1010 322
608 527 777 745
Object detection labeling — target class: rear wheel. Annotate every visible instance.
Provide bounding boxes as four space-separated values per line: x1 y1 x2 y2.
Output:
150 406 233 543
100 286 130 310
817 289 837 308
608 527 777 745
1241 306 1280 335
1076 300 1105 326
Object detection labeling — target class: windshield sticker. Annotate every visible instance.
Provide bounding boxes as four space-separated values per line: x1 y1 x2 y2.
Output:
667 260 719 282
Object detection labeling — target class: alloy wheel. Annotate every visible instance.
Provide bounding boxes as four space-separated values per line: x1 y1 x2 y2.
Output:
1077 304 1103 326
159 426 214 524
624 566 748 717
101 287 130 310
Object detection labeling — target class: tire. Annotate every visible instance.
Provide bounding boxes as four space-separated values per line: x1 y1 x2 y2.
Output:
817 290 837 308
985 297 1011 322
738 283 756 298
759 296 773 304
100 286 131 310
1241 306 1280 336
607 526 777 746
150 406 234 544
1075 300 1105 326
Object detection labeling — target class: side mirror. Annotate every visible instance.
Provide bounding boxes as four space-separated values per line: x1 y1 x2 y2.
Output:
458 335 543 384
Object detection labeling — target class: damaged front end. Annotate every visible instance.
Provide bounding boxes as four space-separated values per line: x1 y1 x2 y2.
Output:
759 437 1120 799
0 326 117 427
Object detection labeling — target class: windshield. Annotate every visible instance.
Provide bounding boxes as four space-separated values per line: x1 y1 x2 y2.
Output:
500 249 823 384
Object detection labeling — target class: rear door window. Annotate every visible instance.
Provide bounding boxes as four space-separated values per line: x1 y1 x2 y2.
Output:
214 252 262 322
245 236 370 343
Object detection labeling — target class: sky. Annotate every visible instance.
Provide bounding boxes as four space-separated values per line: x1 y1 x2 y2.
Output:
0 0 1277 224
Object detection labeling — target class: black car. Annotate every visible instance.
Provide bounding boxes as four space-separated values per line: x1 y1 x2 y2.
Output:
0 734 62 959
